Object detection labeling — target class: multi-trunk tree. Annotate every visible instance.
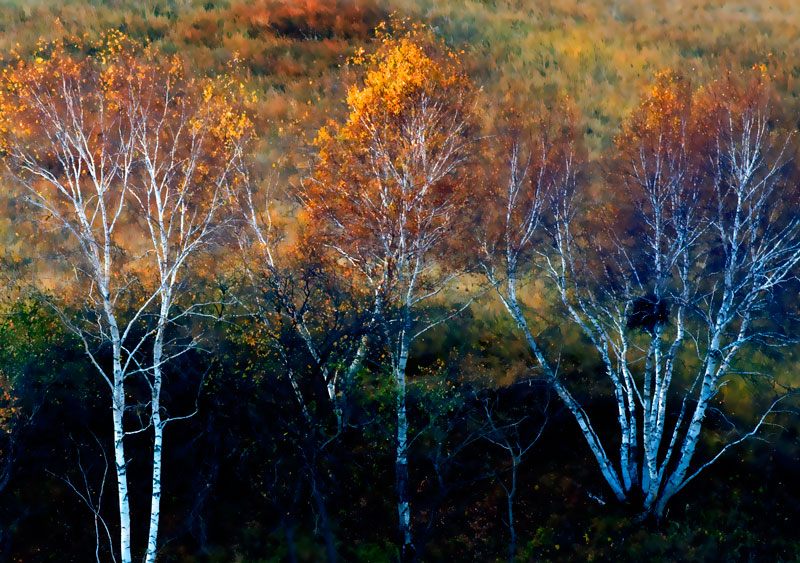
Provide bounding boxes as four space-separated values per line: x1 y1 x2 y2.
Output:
0 32 250 562
480 71 800 519
303 24 475 558
127 47 252 563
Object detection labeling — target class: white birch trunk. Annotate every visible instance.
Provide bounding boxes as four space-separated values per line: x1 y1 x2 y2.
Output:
105 293 132 563
145 299 169 563
652 333 723 515
395 325 413 558
499 277 626 501
111 351 132 563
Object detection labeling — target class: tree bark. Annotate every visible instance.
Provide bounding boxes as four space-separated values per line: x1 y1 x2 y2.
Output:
106 297 132 563
145 305 168 563
111 359 132 563
395 326 413 560
499 279 626 502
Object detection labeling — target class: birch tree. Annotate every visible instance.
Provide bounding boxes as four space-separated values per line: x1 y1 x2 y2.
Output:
0 32 251 560
0 34 145 561
237 172 375 433
479 73 799 519
126 51 252 562
303 25 475 558
237 166 375 563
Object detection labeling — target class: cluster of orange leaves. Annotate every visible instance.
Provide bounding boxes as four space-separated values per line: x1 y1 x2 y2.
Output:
617 67 776 164
0 372 18 436
343 21 469 137
0 30 255 297
596 66 784 251
304 22 475 282
0 29 253 162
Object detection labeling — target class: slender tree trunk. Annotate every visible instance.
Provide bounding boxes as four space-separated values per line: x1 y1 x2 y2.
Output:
145 300 169 563
507 463 517 563
395 325 413 560
499 280 626 502
296 320 342 430
112 357 132 563
145 409 163 563
621 365 639 492
340 334 368 427
327 379 341 431
647 330 725 517
653 372 719 516
338 291 380 430
612 382 633 493
104 292 132 563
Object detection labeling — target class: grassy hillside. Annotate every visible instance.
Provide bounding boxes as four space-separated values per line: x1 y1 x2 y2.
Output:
2 0 796 263
409 0 800 153
0 0 797 152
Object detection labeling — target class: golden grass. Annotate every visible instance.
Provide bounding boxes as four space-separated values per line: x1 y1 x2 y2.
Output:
390 0 800 153
0 0 797 151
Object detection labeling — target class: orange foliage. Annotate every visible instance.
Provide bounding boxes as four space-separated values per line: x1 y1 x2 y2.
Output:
617 67 778 166
614 67 781 187
0 31 253 297
617 70 693 159
603 67 786 263
692 67 777 142
304 23 475 286
180 12 222 48
0 31 139 229
476 93 583 276
0 373 17 436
